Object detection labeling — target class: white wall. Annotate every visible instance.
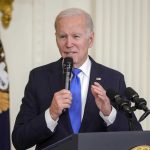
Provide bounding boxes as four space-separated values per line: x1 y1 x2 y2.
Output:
0 0 150 149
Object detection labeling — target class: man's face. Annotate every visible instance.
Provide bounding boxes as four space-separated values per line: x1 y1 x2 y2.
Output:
55 15 94 68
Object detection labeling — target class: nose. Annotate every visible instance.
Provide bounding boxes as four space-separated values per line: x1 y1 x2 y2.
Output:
66 37 73 48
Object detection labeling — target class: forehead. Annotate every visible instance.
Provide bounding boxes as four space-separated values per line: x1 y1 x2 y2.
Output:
56 15 87 30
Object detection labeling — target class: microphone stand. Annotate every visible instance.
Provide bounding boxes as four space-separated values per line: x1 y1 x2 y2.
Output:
119 101 136 131
131 101 150 122
124 110 135 131
139 110 150 122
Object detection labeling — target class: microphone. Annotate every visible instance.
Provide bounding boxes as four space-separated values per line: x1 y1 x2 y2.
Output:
106 89 132 118
125 87 150 122
125 87 148 111
63 57 73 90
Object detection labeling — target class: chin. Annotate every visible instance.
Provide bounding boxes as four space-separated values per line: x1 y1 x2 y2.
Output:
73 61 80 68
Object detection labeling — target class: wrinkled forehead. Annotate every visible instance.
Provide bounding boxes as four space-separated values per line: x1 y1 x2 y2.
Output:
55 15 91 36
55 14 86 27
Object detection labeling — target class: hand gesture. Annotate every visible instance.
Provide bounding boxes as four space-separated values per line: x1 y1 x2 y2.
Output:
91 82 112 116
49 89 72 120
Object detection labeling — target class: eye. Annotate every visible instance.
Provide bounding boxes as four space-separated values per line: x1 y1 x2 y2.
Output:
57 34 67 39
60 35 66 39
73 35 80 39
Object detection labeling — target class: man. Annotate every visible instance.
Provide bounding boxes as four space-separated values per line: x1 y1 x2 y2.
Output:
12 8 142 150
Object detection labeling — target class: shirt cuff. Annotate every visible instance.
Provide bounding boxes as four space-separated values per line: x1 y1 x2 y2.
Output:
45 109 58 132
99 106 117 126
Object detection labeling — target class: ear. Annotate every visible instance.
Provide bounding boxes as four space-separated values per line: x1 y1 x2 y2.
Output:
88 32 94 48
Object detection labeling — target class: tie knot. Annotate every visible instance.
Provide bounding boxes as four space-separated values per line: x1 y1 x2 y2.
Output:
72 68 81 76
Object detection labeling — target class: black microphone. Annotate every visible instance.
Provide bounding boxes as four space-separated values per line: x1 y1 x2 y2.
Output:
125 87 149 112
106 89 132 117
125 87 150 122
63 57 73 90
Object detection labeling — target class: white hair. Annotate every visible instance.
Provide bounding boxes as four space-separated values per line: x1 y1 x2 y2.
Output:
55 8 94 33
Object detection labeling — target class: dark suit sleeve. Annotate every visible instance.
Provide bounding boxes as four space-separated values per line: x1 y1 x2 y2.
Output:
107 74 142 131
12 70 53 150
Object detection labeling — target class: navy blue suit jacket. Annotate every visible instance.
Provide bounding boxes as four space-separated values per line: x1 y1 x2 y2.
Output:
12 57 142 150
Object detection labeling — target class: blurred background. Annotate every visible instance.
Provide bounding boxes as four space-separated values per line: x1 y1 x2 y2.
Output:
0 0 150 149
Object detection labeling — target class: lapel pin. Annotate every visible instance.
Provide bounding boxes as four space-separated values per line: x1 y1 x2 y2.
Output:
96 77 101 81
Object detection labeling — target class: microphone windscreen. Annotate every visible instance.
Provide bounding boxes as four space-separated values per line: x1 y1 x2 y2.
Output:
63 57 73 74
106 89 118 100
124 87 139 99
64 57 73 64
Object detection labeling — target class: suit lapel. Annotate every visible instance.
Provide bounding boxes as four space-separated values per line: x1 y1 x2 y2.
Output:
80 58 105 132
48 60 64 93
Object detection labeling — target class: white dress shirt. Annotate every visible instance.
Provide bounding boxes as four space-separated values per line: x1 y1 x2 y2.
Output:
45 57 117 131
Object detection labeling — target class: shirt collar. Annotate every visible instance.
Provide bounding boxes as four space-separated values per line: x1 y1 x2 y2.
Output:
79 56 91 77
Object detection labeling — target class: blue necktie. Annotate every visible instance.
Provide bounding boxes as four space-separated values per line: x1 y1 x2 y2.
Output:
69 68 81 133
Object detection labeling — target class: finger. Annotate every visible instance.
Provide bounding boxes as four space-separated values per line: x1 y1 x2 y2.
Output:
60 89 71 94
63 99 72 105
93 81 101 87
61 100 72 109
61 93 72 100
93 83 107 94
91 85 104 96
93 82 106 91
62 103 72 109
54 90 71 102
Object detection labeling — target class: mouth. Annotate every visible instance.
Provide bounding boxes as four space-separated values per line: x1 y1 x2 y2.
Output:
64 52 77 57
